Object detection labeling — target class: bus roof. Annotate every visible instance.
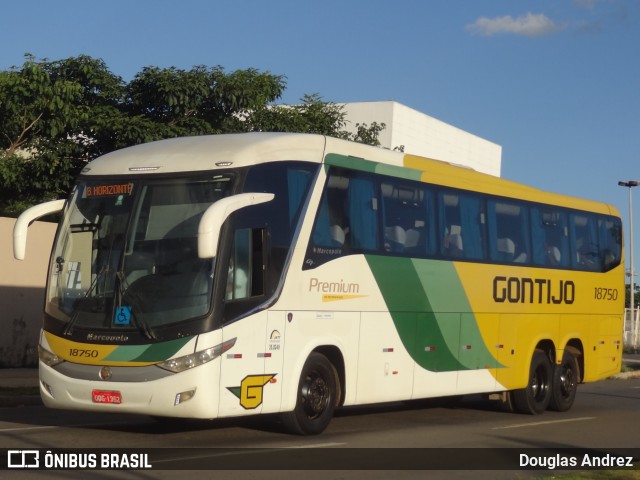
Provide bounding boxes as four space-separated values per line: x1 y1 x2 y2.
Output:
81 132 619 217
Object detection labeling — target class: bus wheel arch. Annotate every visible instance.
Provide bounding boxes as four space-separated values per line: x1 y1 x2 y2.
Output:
511 346 553 415
312 345 345 406
280 349 342 435
564 341 584 383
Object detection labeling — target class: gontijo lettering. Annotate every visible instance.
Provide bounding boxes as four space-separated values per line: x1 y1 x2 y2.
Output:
493 276 575 304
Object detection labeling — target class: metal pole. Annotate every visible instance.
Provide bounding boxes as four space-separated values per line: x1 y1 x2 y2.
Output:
629 186 637 347
619 181 639 348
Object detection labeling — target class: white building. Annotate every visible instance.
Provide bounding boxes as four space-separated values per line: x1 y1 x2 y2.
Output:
341 101 502 177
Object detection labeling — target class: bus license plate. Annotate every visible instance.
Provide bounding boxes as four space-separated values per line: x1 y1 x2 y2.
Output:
92 390 122 404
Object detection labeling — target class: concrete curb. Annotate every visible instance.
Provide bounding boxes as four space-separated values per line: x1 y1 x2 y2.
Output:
610 370 640 380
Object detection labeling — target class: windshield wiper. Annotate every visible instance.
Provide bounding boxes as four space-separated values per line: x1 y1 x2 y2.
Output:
63 265 108 336
116 271 157 340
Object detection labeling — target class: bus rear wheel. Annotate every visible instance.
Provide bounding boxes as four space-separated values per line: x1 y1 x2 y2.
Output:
549 351 579 412
281 353 338 435
512 349 552 415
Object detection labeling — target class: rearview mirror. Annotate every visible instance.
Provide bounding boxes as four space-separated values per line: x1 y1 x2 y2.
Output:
198 192 274 259
13 199 65 260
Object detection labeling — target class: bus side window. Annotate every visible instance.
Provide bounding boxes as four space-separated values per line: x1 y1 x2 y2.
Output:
347 176 379 251
488 200 531 264
531 208 569 268
570 213 599 271
598 217 622 272
226 228 265 301
380 181 432 255
439 191 485 260
311 174 349 248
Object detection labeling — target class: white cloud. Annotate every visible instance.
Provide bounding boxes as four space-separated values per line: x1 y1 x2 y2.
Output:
466 13 564 37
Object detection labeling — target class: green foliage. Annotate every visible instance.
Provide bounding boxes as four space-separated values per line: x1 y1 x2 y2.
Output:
625 283 640 309
0 54 384 216
247 93 386 144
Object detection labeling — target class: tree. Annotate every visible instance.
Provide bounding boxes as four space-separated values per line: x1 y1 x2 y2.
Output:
0 55 384 216
625 283 640 309
245 93 385 145
0 55 89 213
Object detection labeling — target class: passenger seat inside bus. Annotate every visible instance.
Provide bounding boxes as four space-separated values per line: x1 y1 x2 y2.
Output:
385 225 406 252
405 228 420 249
444 225 463 257
496 237 515 262
329 225 346 246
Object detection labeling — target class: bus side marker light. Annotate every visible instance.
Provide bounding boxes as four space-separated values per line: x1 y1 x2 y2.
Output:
383 348 394 353
424 346 436 351
174 389 196 406
227 354 243 359
464 345 472 350
41 381 54 398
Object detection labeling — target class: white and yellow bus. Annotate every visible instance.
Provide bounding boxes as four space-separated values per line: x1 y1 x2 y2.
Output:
13 133 624 435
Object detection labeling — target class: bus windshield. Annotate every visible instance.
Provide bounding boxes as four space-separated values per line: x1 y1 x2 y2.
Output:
46 174 235 336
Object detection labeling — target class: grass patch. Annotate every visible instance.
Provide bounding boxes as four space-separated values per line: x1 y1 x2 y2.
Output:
620 363 640 373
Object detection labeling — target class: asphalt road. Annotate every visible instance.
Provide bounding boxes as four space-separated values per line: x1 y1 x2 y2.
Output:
1 377 639 479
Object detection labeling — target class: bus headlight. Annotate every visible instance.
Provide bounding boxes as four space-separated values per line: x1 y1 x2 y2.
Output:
157 337 237 373
38 345 65 367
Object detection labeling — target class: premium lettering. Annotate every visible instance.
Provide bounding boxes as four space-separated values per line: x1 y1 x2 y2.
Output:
493 276 575 304
309 277 360 294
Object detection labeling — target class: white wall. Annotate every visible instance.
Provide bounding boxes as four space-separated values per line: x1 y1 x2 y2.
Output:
342 101 502 177
0 217 56 367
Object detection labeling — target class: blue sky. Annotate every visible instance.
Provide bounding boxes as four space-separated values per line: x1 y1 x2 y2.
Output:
2 0 640 271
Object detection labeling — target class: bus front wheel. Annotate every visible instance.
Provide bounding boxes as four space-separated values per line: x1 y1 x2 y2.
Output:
548 350 579 412
281 352 338 435
512 349 552 415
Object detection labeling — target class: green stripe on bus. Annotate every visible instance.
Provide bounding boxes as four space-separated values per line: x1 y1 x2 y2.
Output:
103 344 149 361
104 336 193 362
132 336 193 362
374 163 423 181
325 154 377 173
325 154 422 181
365 256 502 372
411 259 503 370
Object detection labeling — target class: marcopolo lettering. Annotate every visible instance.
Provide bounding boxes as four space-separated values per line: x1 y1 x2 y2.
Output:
493 276 575 304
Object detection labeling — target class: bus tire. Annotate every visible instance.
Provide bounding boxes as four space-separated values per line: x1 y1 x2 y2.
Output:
281 352 337 435
512 349 552 415
548 351 579 412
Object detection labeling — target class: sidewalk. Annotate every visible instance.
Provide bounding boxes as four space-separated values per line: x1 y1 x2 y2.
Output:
1 356 640 408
